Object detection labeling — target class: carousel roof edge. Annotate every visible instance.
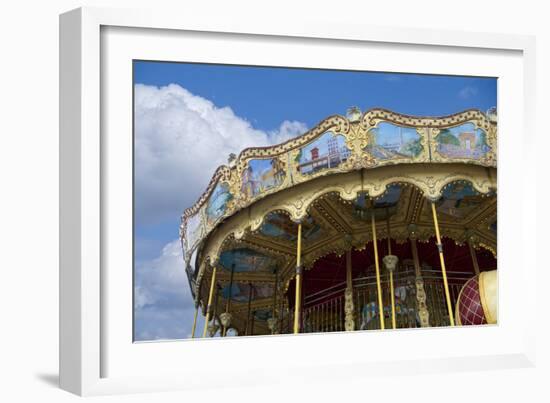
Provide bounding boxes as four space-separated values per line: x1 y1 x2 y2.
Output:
181 107 496 220
179 107 497 260
181 112 347 219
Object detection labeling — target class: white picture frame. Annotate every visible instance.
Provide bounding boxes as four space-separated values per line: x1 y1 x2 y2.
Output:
60 6 537 396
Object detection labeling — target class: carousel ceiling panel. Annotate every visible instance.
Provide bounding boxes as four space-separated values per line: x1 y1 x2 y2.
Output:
436 182 487 219
415 181 496 226
258 212 323 244
221 282 274 303
219 247 278 274
350 185 405 221
322 184 411 230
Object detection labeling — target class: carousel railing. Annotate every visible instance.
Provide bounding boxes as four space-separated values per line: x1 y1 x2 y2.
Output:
298 266 485 333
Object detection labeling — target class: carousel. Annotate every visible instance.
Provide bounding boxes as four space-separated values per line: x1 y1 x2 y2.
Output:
180 107 498 338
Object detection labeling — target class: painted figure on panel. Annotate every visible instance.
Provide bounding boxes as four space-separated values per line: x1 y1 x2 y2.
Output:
222 283 273 302
242 158 285 198
205 182 233 226
219 248 277 273
260 213 322 242
436 182 484 218
365 123 423 160
436 123 490 159
185 211 203 250
296 131 351 175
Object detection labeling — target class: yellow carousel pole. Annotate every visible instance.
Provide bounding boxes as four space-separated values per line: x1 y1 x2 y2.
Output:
190 301 199 339
202 266 218 337
386 209 396 329
293 222 303 334
430 202 455 326
371 211 385 330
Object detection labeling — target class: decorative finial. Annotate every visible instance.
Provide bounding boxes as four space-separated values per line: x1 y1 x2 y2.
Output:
383 255 399 273
344 233 353 249
220 312 232 329
228 153 237 167
407 223 418 239
346 106 362 123
486 106 497 123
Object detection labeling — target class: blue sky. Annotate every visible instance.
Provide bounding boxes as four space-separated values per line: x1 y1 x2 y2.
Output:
134 61 497 131
133 60 497 341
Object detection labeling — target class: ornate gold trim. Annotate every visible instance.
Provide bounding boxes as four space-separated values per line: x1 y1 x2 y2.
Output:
195 164 495 291
181 109 496 260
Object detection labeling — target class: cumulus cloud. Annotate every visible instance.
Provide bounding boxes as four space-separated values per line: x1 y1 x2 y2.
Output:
134 83 307 226
134 239 204 340
134 84 307 340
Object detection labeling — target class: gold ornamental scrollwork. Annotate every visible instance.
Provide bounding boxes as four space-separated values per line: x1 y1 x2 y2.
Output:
196 164 496 281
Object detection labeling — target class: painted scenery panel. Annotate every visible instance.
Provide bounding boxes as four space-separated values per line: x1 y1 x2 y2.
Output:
221 283 274 302
435 123 490 159
373 184 402 208
241 158 285 199
351 185 402 221
184 210 203 250
436 182 484 219
219 248 276 273
365 122 422 160
296 131 351 175
205 182 232 226
259 213 322 242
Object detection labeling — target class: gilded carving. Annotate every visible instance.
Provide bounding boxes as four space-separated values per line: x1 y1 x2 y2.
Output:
415 276 430 327
344 287 355 331
181 109 497 264
199 164 495 273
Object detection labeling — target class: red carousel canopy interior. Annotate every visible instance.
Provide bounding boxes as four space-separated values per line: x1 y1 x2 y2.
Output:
287 236 496 308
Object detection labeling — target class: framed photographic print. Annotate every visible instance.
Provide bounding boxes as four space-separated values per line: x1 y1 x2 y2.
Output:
60 6 536 396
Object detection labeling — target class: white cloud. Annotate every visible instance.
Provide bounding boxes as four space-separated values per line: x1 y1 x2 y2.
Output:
134 83 307 226
458 86 478 100
135 240 188 307
134 239 200 340
134 84 307 340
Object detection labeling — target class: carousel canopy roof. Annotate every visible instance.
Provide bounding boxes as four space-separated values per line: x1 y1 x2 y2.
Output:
180 108 497 311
